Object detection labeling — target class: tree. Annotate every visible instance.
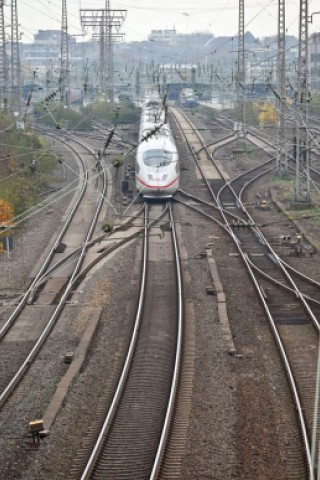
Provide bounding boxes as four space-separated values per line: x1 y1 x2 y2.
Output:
258 102 277 126
0 199 14 240
0 199 13 225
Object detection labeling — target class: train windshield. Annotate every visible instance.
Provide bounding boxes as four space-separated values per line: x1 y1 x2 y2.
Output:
143 149 172 167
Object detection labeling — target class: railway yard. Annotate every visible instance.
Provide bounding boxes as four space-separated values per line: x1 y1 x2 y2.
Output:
1 106 320 480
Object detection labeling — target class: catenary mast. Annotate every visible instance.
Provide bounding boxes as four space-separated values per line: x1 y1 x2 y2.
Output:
60 0 70 106
295 0 310 202
237 0 245 137
99 8 106 94
276 0 287 174
10 0 21 112
0 0 8 112
106 0 114 102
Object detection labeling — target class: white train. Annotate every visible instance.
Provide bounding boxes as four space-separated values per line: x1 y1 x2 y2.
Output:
135 94 180 199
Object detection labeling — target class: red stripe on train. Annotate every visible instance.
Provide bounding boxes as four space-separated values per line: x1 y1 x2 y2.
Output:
136 175 179 189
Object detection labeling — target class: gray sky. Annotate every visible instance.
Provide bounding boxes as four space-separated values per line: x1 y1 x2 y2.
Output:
14 0 320 43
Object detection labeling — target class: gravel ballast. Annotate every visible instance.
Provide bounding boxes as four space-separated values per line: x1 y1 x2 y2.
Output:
0 118 316 479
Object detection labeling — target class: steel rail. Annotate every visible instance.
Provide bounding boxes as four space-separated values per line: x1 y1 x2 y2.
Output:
176 195 320 310
175 109 314 478
205 121 320 333
170 108 221 204
176 191 320 299
177 188 246 223
72 206 169 292
150 202 184 479
79 202 170 479
279 258 320 289
0 132 90 340
0 133 107 408
27 205 145 299
176 193 314 480
246 256 320 307
228 192 320 333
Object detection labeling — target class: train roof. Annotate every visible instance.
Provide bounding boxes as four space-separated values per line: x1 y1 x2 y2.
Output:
137 134 177 152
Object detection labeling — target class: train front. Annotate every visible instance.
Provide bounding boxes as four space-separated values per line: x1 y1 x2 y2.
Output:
136 136 180 199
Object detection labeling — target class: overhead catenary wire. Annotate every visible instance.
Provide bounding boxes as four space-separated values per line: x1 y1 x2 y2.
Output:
1 2 319 231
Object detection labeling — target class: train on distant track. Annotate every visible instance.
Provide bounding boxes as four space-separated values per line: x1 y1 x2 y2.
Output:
135 93 180 199
180 88 198 108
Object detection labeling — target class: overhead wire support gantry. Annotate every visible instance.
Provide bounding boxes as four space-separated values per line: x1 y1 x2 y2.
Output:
80 3 126 102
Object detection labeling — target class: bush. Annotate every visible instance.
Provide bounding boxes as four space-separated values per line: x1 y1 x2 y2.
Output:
199 101 260 127
83 101 140 126
310 95 320 116
0 121 58 217
33 103 93 130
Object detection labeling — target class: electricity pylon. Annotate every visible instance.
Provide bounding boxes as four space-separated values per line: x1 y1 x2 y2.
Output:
80 3 126 101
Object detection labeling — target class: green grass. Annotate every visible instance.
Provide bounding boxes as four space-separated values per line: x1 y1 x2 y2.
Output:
287 208 320 223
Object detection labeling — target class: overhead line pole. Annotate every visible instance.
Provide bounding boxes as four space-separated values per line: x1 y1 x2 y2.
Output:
11 0 21 113
0 0 8 112
237 0 245 137
99 10 106 94
106 0 114 102
295 0 310 202
60 0 70 106
276 0 287 175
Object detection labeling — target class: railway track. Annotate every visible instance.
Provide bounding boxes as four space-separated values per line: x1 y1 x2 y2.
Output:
1 106 320 478
0 125 146 406
172 107 320 479
0 130 146 413
0 132 107 406
66 201 183 479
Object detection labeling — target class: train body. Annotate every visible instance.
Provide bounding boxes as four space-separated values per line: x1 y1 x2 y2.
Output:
135 94 180 199
180 88 198 108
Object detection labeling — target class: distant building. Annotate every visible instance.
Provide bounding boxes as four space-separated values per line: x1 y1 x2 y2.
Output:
148 29 177 43
34 30 76 45
20 30 94 90
310 32 320 92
